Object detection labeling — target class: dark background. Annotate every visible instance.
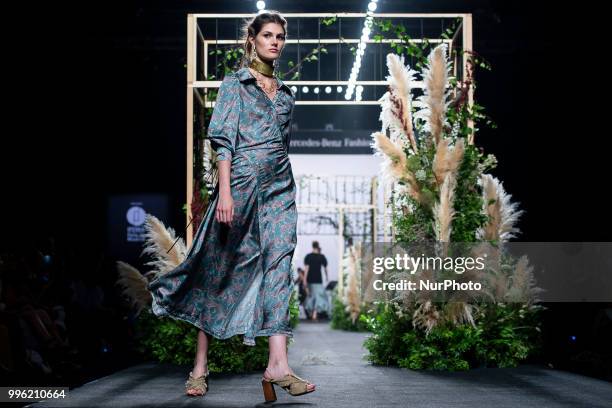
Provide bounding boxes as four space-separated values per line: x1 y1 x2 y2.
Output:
4 0 610 246
2 0 610 384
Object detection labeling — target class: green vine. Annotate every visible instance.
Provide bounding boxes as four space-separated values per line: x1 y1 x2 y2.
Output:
450 144 489 242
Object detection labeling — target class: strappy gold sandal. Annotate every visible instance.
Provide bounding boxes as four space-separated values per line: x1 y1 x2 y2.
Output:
185 370 209 397
261 372 315 402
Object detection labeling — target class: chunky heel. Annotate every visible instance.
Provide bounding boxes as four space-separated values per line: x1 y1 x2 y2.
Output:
262 378 277 402
262 373 314 399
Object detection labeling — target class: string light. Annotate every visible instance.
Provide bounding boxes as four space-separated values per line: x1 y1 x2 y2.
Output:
356 84 364 101
345 0 378 100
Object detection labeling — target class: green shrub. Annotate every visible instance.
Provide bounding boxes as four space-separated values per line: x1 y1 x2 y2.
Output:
134 288 301 373
399 324 479 371
289 289 300 328
361 301 413 366
474 302 543 368
362 301 542 370
330 295 370 332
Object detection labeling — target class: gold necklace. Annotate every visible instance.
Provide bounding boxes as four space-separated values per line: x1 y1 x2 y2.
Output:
249 56 274 77
249 57 278 100
249 68 277 101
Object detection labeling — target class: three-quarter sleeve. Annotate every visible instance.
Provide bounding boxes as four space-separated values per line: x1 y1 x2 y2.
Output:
207 73 241 162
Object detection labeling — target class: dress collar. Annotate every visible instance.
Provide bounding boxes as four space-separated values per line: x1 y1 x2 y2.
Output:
236 66 292 95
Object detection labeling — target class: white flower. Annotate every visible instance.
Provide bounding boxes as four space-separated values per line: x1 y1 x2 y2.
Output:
415 169 427 181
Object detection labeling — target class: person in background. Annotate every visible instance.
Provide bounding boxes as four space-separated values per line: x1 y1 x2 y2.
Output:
295 267 307 306
303 241 329 321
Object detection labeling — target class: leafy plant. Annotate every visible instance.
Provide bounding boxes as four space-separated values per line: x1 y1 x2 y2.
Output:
134 285 301 372
364 17 542 372
450 143 489 242
362 301 543 370
361 301 413 366
134 311 267 373
330 294 369 332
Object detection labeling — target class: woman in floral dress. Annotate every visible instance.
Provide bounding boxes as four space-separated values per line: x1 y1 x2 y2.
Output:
147 11 316 401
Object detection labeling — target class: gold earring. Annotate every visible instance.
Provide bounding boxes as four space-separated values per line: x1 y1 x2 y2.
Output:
251 46 258 62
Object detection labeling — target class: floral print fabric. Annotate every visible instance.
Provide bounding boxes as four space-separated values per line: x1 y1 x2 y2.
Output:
148 67 297 346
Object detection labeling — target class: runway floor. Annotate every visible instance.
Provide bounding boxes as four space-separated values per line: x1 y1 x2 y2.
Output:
26 320 612 407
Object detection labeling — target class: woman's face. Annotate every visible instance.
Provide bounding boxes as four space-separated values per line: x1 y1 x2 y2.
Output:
250 22 286 63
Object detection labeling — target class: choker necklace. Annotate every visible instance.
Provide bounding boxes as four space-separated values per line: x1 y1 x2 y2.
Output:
249 57 275 77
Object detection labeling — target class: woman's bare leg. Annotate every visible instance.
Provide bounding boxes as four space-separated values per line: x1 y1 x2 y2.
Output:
191 330 210 377
263 334 315 392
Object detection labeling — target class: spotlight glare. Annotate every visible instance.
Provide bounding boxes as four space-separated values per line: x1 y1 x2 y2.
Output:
256 1 266 10
368 2 377 11
325 86 332 94
336 86 343 93
314 87 320 94
302 86 309 93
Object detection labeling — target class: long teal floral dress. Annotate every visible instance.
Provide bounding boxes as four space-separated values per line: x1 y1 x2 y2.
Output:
148 66 297 346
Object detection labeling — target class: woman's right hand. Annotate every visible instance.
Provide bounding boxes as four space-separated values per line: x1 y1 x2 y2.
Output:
215 191 234 225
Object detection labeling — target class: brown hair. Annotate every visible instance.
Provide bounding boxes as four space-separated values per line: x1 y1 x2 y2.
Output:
238 11 288 68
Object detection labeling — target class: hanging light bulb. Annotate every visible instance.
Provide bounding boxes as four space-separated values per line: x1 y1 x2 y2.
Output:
345 0 381 101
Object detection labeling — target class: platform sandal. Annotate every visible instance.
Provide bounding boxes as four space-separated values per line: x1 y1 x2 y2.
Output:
261 372 315 402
